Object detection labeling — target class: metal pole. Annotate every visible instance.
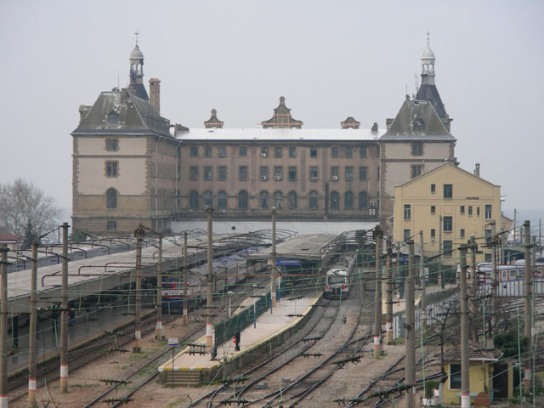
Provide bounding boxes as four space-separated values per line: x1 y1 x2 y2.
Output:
155 234 163 338
469 236 478 342
489 221 497 349
0 246 9 408
419 230 426 328
183 231 189 325
459 244 470 408
271 208 277 308
523 220 532 394
206 207 214 349
134 224 145 352
374 226 382 358
28 242 38 407
60 222 69 393
405 240 416 408
385 238 394 344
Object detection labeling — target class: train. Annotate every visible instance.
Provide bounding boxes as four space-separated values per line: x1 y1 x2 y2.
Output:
324 267 349 299
456 260 544 286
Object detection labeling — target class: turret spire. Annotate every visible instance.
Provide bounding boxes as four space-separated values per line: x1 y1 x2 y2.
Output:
128 35 149 100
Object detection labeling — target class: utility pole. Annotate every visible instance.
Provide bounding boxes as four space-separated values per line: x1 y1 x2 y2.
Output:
488 221 497 350
271 207 277 308
385 238 394 344
60 222 69 393
0 246 8 408
155 234 163 339
133 224 145 352
419 231 426 328
523 220 532 394
206 207 214 349
405 239 416 408
374 226 383 358
28 241 39 407
469 236 478 343
183 231 189 325
459 244 470 408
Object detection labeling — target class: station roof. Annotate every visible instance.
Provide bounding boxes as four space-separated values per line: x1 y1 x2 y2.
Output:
248 233 337 262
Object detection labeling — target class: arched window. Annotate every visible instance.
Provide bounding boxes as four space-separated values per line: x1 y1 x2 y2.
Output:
189 191 199 210
330 191 340 210
288 191 297 209
359 191 368 210
309 191 319 209
217 191 227 210
238 190 248 209
344 191 353 210
106 188 117 209
273 191 283 209
203 191 213 208
260 191 269 209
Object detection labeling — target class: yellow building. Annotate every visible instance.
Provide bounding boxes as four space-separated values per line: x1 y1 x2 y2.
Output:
393 163 502 265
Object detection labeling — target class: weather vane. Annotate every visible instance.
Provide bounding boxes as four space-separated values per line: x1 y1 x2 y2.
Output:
135 31 140 45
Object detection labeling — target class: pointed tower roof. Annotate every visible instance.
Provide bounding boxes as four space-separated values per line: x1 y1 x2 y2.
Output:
341 116 360 129
261 96 303 128
414 34 451 130
204 109 224 128
128 36 149 101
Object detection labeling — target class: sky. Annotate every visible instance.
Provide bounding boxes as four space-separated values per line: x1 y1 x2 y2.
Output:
1 0 543 223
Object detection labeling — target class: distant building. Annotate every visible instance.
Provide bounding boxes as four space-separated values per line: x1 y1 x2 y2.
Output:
72 38 457 235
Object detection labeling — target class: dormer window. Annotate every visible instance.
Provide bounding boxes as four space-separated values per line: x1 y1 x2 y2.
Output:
412 118 425 132
106 111 119 127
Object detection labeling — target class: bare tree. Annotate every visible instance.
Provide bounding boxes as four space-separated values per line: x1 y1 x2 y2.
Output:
0 179 62 244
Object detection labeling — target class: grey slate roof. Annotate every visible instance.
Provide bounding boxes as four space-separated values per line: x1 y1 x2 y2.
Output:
416 83 448 120
72 88 172 138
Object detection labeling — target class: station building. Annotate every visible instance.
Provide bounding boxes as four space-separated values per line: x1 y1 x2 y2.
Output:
72 39 457 236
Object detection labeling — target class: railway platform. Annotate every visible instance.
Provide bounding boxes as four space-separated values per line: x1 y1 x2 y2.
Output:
158 294 321 386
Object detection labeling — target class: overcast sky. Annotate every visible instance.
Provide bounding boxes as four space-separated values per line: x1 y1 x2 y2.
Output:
1 0 543 222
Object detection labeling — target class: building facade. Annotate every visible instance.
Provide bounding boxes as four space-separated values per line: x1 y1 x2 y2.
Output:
72 39 457 236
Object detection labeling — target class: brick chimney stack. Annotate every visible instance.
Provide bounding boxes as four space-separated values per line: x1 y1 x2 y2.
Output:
149 78 161 115
474 163 480 177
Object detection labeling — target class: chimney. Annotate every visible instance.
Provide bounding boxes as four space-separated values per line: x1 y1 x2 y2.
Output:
149 78 161 115
474 163 480 177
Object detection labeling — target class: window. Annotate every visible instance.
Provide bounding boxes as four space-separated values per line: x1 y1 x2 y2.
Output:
106 161 118 177
460 228 465 239
403 229 411 242
310 166 318 180
310 146 318 158
443 184 453 199
189 191 199 209
190 166 199 181
239 166 248 181
460 205 465 215
443 216 453 232
359 145 367 158
344 191 353 210
430 229 436 240
345 166 353 181
107 220 117 231
289 146 296 158
204 166 213 181
477 206 481 216
261 147 268 158
359 166 367 181
443 240 453 258
218 146 226 158
217 191 227 210
288 166 297 181
218 166 227 181
359 191 368 209
309 191 319 209
468 206 473 216
331 146 339 158
204 146 212 158
239 146 247 156
331 166 339 181
260 166 269 181
431 184 436 194
259 191 269 209
411 142 423 156
345 146 353 158
330 192 340 210
377 166 380 181
450 364 461 389
238 191 248 209
189 146 198 157
203 191 213 207
273 191 283 209
274 147 282 158
431 205 436 215
411 164 423 179
106 138 119 151
106 188 117 209
288 191 297 209
274 166 282 180
106 111 119 126
404 204 411 221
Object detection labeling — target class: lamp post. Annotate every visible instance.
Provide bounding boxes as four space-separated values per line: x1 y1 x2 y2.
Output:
252 284 257 328
228 291 234 319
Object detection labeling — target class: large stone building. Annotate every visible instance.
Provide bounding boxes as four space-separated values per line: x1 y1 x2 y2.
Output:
72 39 456 235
